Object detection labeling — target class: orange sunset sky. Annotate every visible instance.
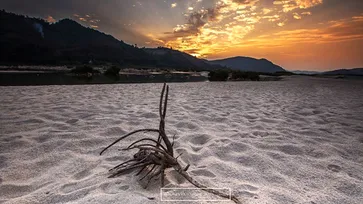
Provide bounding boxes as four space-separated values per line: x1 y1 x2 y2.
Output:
1 0 363 71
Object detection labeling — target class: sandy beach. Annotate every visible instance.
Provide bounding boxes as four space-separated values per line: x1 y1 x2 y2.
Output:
1 76 363 204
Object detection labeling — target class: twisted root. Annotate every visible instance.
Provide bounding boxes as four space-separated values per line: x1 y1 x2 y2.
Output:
100 83 241 204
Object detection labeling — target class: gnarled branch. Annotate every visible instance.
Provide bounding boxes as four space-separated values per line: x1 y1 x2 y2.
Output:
100 83 241 203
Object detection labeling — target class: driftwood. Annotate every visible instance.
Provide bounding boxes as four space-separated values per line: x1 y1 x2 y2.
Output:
100 83 241 204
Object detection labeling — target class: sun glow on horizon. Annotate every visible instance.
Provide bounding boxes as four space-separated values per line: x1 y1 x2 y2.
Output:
148 0 363 70
3 0 362 70
157 0 329 58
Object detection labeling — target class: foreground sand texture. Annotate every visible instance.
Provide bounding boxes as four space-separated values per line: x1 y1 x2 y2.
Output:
1 76 363 204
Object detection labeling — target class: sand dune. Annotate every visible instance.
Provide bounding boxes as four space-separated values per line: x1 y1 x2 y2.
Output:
1 77 363 203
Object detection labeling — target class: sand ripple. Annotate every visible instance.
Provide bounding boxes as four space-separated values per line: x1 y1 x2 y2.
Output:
1 77 363 203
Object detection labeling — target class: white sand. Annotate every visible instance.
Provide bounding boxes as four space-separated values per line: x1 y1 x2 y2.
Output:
1 76 363 204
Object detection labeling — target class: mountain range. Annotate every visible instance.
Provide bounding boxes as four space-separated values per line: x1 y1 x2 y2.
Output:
208 57 286 73
0 11 149 65
0 10 289 73
2 10 362 76
0 10 218 70
290 70 322 75
323 68 363 76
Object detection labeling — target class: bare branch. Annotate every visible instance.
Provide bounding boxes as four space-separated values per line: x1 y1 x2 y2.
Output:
140 164 157 181
100 129 160 155
145 168 162 188
100 83 242 204
159 83 166 119
136 164 148 176
126 138 168 153
173 164 242 204
109 162 152 178
162 85 169 119
171 133 177 147
109 158 138 172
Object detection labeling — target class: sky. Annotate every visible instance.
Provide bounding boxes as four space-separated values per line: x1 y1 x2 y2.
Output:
1 0 363 71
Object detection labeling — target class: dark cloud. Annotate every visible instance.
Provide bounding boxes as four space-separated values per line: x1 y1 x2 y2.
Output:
170 4 225 36
1 0 363 69
184 12 208 33
165 0 260 40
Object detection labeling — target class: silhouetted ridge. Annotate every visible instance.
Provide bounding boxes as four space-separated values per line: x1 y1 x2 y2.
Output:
208 56 285 73
323 68 363 76
144 47 218 70
0 10 220 70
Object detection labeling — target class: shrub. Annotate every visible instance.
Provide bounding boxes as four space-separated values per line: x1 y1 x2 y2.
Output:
208 70 229 81
231 71 260 81
104 66 121 76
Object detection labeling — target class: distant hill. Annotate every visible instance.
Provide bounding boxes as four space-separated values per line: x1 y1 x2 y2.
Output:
291 70 321 75
0 10 155 65
323 68 363 76
208 56 285 73
144 47 219 71
0 10 217 70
